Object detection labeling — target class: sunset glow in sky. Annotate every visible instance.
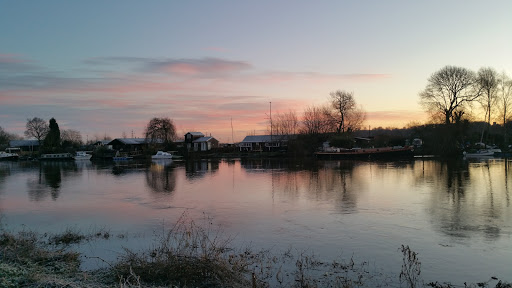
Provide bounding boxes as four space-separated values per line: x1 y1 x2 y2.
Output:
1 1 511 142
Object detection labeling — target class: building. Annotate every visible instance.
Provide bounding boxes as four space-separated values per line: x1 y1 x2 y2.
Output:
9 140 40 153
184 132 205 150
192 136 219 152
107 138 159 155
239 135 293 152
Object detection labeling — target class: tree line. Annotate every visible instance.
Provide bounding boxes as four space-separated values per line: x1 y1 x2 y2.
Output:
0 116 179 154
418 65 512 155
1 65 511 157
420 66 512 135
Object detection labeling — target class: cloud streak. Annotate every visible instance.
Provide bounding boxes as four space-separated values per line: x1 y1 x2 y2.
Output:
85 57 252 78
0 54 405 141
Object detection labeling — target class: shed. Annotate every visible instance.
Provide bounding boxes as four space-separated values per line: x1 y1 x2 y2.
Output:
192 136 219 152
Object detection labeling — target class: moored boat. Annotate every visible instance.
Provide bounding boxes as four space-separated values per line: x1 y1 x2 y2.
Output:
151 151 173 159
0 151 19 161
113 151 133 161
39 153 73 161
113 156 133 161
463 147 502 158
73 151 92 160
315 146 414 159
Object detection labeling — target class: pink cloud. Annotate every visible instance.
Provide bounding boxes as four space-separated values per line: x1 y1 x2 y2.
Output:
148 58 252 77
0 55 403 142
0 53 27 63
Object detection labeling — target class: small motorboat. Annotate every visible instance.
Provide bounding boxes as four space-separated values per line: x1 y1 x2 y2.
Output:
113 151 133 161
151 151 173 159
0 151 19 161
73 151 92 160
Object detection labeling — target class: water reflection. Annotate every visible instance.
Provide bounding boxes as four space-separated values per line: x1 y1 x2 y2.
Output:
145 160 177 194
240 159 369 213
1 158 511 246
415 159 510 241
0 162 14 191
111 161 146 176
185 159 219 180
26 162 76 201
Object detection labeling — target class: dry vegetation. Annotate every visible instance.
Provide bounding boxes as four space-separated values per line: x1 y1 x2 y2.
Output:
1 214 510 288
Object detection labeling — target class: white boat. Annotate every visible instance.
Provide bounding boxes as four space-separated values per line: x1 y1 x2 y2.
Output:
463 146 502 158
151 151 173 159
0 151 19 160
73 151 92 160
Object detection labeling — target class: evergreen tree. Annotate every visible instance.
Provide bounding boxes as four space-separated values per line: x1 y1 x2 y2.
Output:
44 118 61 151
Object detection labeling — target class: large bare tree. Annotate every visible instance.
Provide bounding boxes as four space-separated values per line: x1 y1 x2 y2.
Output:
344 104 366 132
329 90 356 133
301 105 336 135
24 117 49 145
419 66 480 124
497 72 512 142
476 67 499 139
271 110 299 136
144 117 177 145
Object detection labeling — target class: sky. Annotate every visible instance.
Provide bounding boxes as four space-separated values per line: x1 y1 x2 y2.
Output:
1 1 511 143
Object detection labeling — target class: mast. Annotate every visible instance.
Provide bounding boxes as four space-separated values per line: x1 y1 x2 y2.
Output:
231 117 234 144
270 101 272 150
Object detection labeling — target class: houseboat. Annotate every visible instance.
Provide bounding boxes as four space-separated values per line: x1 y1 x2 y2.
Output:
315 146 414 159
39 153 73 161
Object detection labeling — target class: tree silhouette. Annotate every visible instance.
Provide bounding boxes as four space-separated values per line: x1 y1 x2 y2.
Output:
44 118 61 151
24 117 49 146
144 117 177 146
420 66 480 124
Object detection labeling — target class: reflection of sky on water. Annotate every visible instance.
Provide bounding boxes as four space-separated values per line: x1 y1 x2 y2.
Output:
0 159 511 284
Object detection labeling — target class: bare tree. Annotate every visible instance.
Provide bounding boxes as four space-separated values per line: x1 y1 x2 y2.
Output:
329 90 356 133
24 117 49 145
419 66 480 124
301 105 336 135
61 129 83 145
344 104 366 132
497 72 512 142
271 110 299 136
476 67 499 140
145 117 177 145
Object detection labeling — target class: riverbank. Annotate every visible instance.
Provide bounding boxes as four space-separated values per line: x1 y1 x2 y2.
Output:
1 221 510 288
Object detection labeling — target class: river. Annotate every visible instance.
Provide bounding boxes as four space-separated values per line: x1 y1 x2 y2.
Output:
0 157 511 284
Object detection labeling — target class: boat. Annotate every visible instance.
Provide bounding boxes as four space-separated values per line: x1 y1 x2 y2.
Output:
113 151 133 161
315 146 414 159
463 146 502 158
113 156 133 161
73 151 92 160
0 151 19 160
151 151 173 159
39 153 73 161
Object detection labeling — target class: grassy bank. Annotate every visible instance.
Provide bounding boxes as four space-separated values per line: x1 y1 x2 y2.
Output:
1 217 510 288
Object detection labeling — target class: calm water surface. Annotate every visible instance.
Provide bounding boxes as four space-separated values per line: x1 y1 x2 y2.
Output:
0 158 511 284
